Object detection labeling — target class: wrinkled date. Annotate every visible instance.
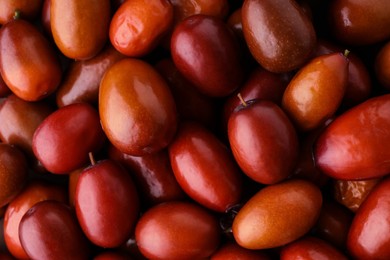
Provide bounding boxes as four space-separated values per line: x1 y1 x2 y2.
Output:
0 0 390 259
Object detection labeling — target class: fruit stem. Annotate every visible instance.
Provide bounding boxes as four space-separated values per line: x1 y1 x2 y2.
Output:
88 152 96 166
13 10 21 20
237 93 247 107
344 49 350 58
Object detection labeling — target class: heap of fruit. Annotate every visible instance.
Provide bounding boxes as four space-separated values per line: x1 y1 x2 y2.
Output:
0 0 390 259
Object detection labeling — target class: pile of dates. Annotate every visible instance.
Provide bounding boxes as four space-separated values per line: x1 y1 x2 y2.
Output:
1 0 390 259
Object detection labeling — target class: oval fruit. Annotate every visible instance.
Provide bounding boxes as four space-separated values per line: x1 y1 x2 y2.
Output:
99 58 177 156
211 242 270 260
135 201 221 259
0 19 62 101
32 103 106 174
108 144 185 206
347 177 390 258
280 236 348 260
19 200 91 259
282 52 349 131
169 121 242 212
109 0 173 56
56 44 124 107
51 0 110 59
329 0 390 45
3 181 67 259
171 14 244 97
75 159 139 248
0 143 28 208
315 94 390 180
0 94 54 159
228 100 299 184
232 179 322 249
242 0 316 72
0 0 43 24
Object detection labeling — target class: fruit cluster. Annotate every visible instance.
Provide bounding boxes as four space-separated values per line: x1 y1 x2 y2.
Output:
0 0 390 259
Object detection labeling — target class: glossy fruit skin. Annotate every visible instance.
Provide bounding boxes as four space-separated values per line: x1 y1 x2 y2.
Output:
135 201 221 259
347 177 390 258
108 144 185 206
171 14 244 97
313 39 372 108
51 0 110 60
0 94 54 160
3 181 67 259
0 19 62 101
56 44 124 107
375 41 390 90
75 160 139 248
329 0 390 45
232 179 322 250
223 66 289 128
19 200 91 260
242 0 316 73
110 0 173 56
282 52 349 131
315 94 390 180
314 200 353 249
280 236 348 260
228 100 299 184
0 0 43 24
333 178 381 212
210 242 270 260
169 121 243 212
32 103 106 174
0 144 28 208
99 58 177 156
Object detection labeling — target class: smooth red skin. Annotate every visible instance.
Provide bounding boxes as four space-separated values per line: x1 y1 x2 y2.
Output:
314 200 353 249
0 0 43 24
3 181 67 259
155 58 218 129
108 144 185 206
19 201 91 260
0 144 28 208
228 100 299 185
313 39 372 108
232 179 323 250
56 44 124 107
280 236 348 260
292 125 330 187
99 58 178 156
68 168 82 208
0 76 11 98
375 41 390 90
109 0 173 57
171 14 244 97
333 178 381 212
169 121 243 212
0 19 62 101
223 66 289 128
51 0 110 60
41 0 51 36
75 160 140 248
347 177 390 258
329 0 390 45
315 94 390 180
0 94 54 159
32 103 106 174
242 0 316 73
210 242 271 260
282 52 349 132
135 201 221 259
